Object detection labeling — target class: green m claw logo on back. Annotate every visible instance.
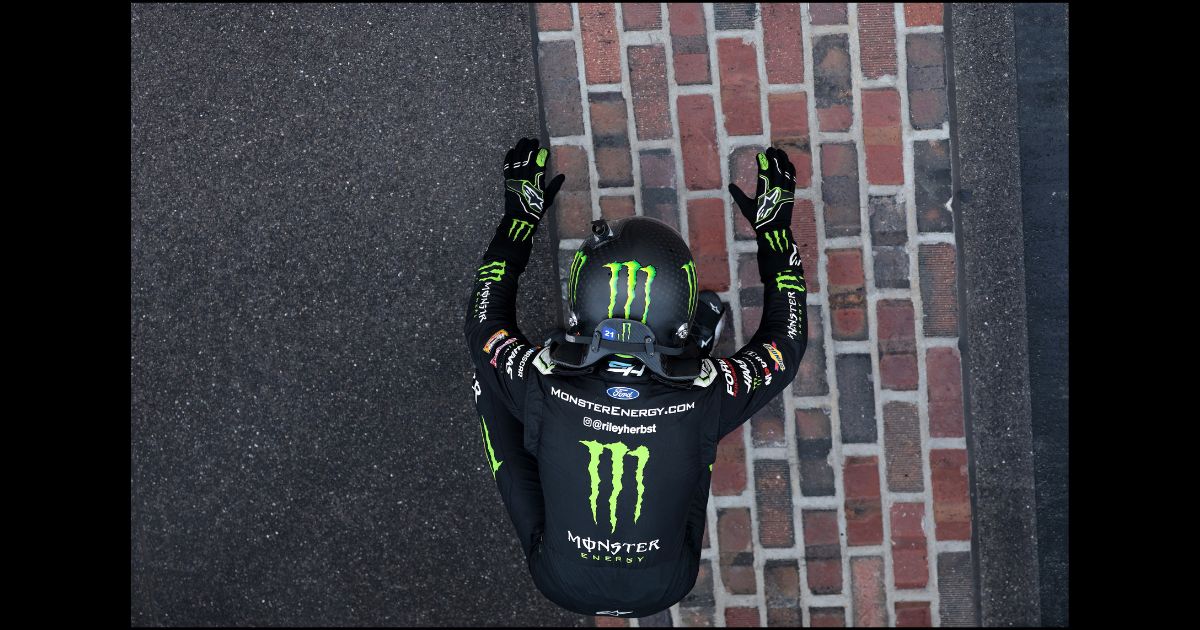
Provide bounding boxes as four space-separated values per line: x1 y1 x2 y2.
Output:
579 440 650 533
763 229 790 252
478 260 506 282
603 260 656 322
508 218 534 241
774 269 805 292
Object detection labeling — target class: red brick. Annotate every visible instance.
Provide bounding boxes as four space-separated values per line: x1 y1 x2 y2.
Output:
679 607 715 626
737 252 761 290
703 520 710 548
718 508 757 595
768 92 808 138
909 87 948 130
628 45 673 140
600 195 635 221
764 559 800 607
551 145 592 239
683 559 715 607
755 459 795 547
717 38 763 136
851 556 888 627
725 607 760 627
595 616 629 627
895 601 933 627
891 503 929 589
905 3 944 26
843 456 883 546
803 509 843 595
678 95 722 190
813 35 852 132
762 3 804 84
821 142 857 177
877 299 918 390
589 91 629 137
767 607 800 627
622 2 662 30
857 3 898 79
862 89 904 185
789 199 819 291
884 402 924 492
927 347 965 438
536 3 573 31
580 3 621 84
817 105 853 133
639 149 676 188
827 248 867 340
687 198 731 292
590 92 634 188
729 146 761 240
669 3 711 84
931 449 972 540
712 424 746 495
594 146 633 188
751 398 786 447
795 406 834 494
809 607 846 627
740 303 762 338
537 40 585 137
919 243 958 337
810 4 847 25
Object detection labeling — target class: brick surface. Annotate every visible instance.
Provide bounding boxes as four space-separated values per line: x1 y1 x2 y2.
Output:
550 144 592 238
844 456 884 545
589 92 634 187
537 40 585 137
755 459 795 547
751 396 786 447
790 198 819 289
891 502 929 589
915 139 953 232
681 558 716 607
730 146 762 241
769 92 813 189
668 3 711 85
927 347 965 438
872 245 909 289
896 601 933 627
764 559 800 608
905 3 944 26
906 33 948 129
810 4 848 25
725 607 760 627
678 94 722 189
796 407 835 495
640 149 680 231
919 243 958 337
718 507 757 595
883 401 924 492
579 3 621 84
857 3 898 79
536 3 572 31
851 556 889 627
862 89 904 185
931 448 972 540
762 3 805 84
766 606 800 627
717 38 764 136
809 607 847 627
714 3 757 30
638 609 673 627
877 299 918 390
836 354 876 443
679 607 715 627
820 143 861 237
599 195 635 221
628 45 673 141
795 303 828 396
712 424 746 495
622 3 661 30
802 509 843 595
938 552 978 626
687 198 731 292
827 248 866 340
813 35 853 132
595 616 629 627
868 194 906 247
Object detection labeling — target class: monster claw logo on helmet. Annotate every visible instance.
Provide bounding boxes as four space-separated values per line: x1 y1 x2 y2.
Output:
566 217 699 350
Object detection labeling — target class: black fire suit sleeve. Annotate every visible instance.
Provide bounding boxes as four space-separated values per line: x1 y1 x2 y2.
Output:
712 226 809 439
462 213 543 421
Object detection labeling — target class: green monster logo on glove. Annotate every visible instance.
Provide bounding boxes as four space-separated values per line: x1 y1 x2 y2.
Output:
774 269 805 292
508 218 534 242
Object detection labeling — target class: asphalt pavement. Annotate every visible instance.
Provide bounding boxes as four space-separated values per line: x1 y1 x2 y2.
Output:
131 4 582 625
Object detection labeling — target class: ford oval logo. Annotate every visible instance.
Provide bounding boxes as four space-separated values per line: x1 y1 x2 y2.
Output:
606 386 640 400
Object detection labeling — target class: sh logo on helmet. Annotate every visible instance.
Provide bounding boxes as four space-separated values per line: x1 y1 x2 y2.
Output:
606 386 640 400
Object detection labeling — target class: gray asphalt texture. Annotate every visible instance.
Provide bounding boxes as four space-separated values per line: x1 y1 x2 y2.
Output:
131 4 584 626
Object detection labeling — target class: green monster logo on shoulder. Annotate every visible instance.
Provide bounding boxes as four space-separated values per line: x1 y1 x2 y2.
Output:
579 440 650 533
603 261 656 322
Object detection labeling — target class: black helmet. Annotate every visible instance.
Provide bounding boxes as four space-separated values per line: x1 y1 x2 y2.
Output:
547 217 706 383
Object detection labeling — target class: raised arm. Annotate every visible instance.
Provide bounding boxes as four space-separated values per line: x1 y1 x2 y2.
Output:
713 147 809 439
463 137 566 418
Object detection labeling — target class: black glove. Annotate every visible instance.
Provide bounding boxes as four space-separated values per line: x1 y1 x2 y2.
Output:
728 146 796 234
503 137 566 241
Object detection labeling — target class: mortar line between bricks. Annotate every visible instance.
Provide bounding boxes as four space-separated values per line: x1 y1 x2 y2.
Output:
587 84 624 93
921 337 959 348
910 125 950 141
914 232 957 245
538 31 576 42
932 540 972 553
810 24 852 35
660 1 690 312
558 237 585 250
622 29 667 46
798 3 852 624
765 82 808 93
569 3 603 227
824 235 864 249
550 134 589 145
614 3 647 226
902 24 945 35
848 4 898 625
705 3 743 622
598 187 638 196
895 3 946 624
927 437 967 449
862 77 899 89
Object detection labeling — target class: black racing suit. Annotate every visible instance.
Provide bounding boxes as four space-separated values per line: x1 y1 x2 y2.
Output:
463 214 808 618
